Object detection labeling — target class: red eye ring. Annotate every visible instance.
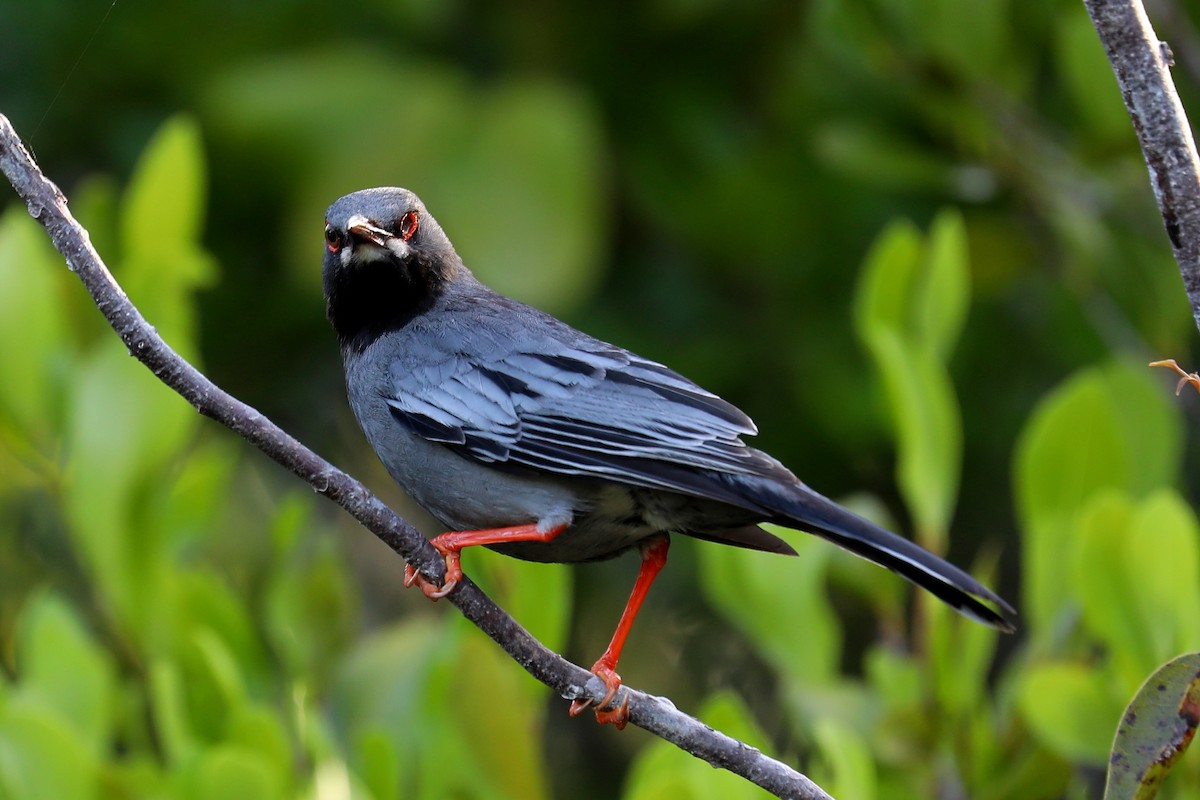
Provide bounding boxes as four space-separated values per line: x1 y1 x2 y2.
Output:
399 211 419 241
325 224 343 253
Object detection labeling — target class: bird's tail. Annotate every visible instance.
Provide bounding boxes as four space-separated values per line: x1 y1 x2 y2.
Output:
759 478 1016 632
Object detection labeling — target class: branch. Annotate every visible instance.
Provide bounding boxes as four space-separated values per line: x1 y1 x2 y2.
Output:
0 114 832 800
1084 0 1200 333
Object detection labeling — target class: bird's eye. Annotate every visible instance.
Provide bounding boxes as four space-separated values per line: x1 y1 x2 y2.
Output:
325 224 343 253
399 211 419 241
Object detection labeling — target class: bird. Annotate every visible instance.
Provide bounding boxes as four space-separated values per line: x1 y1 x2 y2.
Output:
321 186 1016 729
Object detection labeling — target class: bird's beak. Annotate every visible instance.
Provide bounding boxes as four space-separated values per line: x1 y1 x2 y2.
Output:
346 215 394 248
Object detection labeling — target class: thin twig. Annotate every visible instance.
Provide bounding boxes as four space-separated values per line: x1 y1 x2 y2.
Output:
0 113 831 800
1084 0 1200 334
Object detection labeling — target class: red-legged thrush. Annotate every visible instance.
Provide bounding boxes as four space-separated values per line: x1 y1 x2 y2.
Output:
322 187 1016 728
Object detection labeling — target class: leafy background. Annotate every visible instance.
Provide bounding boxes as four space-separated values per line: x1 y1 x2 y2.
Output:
3 0 1200 797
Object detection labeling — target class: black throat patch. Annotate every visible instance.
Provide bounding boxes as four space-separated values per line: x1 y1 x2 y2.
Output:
323 248 453 355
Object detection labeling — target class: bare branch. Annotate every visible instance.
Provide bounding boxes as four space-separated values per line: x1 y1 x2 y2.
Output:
0 113 832 800
1084 0 1200 333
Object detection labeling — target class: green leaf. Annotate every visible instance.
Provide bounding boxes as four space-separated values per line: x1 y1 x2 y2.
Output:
864 645 922 715
117 114 214 359
121 115 206 262
353 728 401 800
1018 662 1121 764
854 219 923 341
332 617 453 787
63 346 198 631
169 572 271 737
186 745 286 800
226 706 293 795
1105 653 1200 800
854 210 970 358
1055 5 1131 147
0 209 70 439
150 659 196 765
927 587 999 720
0 696 99 800
16 591 116 756
698 527 839 684
1131 493 1200 655
264 534 356 682
1017 371 1121 630
919 210 970 359
853 212 970 545
188 628 248 721
811 718 877 800
1106 363 1182 496
1074 490 1200 685
340 619 549 800
1015 362 1182 631
864 326 961 546
447 634 550 799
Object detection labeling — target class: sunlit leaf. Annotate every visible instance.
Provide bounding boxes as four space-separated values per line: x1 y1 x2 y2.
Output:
186 745 286 800
226 707 293 796
1018 662 1121 764
854 220 922 340
117 115 214 359
853 213 969 545
919 210 970 359
0 210 69 440
16 591 115 756
864 326 960 547
0 696 99 800
1074 490 1200 685
149 659 196 765
1015 362 1181 631
63 346 198 633
120 115 206 262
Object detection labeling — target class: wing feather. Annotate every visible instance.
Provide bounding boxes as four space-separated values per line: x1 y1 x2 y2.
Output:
383 339 785 504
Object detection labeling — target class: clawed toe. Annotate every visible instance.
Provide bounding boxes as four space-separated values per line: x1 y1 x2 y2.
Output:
569 664 628 729
403 563 456 600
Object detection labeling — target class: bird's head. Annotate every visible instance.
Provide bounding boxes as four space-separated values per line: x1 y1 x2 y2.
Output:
322 187 462 348
323 187 458 273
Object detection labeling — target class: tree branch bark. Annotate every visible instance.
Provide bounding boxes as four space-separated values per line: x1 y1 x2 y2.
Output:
1084 0 1200 333
0 113 832 800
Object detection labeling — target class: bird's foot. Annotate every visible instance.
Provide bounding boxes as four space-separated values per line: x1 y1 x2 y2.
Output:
402 538 462 600
569 660 629 730
402 523 568 601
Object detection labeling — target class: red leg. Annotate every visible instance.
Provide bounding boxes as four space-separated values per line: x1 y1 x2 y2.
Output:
404 522 568 599
569 535 670 730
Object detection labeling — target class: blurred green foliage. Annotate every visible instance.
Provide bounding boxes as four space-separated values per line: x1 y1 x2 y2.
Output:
5 0 1200 797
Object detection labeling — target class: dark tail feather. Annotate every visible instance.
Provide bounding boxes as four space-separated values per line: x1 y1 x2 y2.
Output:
758 478 1016 632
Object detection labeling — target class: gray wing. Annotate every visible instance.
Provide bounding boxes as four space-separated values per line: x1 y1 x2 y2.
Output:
383 340 791 508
